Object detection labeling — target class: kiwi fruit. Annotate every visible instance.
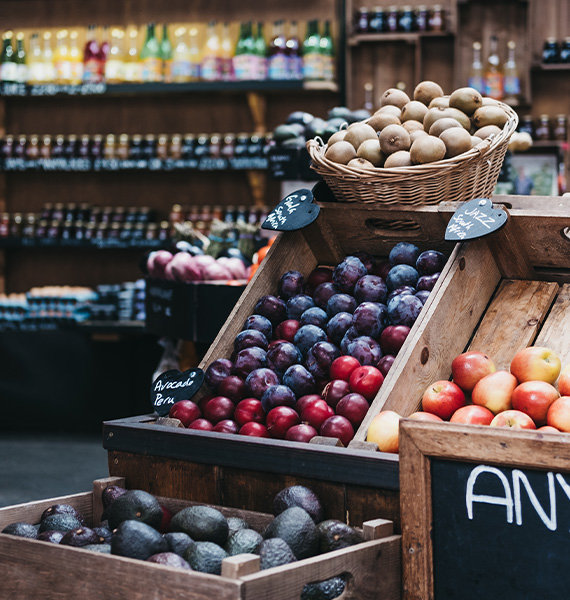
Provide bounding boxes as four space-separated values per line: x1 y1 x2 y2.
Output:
414 81 444 106
449 87 483 116
410 129 429 144
368 112 400 132
384 151 412 168
375 105 402 119
401 101 428 123
344 122 378 150
482 97 500 107
324 141 356 164
472 106 508 129
424 107 470 132
410 135 446 165
429 118 462 137
428 95 450 109
379 88 411 110
440 127 473 158
326 130 347 146
347 157 376 170
473 125 502 139
379 124 411 155
402 121 424 135
356 139 384 167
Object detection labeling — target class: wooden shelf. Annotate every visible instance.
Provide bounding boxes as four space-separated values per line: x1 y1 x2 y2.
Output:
0 238 164 250
535 63 570 71
349 31 453 45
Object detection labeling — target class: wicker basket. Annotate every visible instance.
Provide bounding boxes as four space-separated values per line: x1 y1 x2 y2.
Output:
307 102 519 205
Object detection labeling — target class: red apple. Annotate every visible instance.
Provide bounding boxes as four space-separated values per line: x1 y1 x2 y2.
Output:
490 410 536 430
472 370 517 414
558 364 570 396
301 399 334 429
366 411 401 453
421 380 466 420
239 422 269 437
450 405 494 426
335 393 369 427
349 366 384 401
377 355 395 377
285 423 318 443
266 406 300 439
274 320 300 342
168 400 201 427
511 380 560 425
379 325 410 356
296 394 322 414
188 418 214 431
322 379 351 409
408 411 444 422
217 375 247 402
547 396 570 432
320 415 354 446
203 396 235 423
213 419 239 434
234 398 265 426
330 356 361 382
159 505 172 533
451 351 496 392
537 425 559 433
510 346 561 385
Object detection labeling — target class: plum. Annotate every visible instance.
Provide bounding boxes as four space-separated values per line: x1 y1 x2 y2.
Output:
234 329 268 353
326 312 353 345
378 355 395 377
351 251 374 273
416 250 446 275
254 295 287 325
386 265 419 292
386 286 416 303
417 272 440 292
243 315 272 340
313 282 337 310
300 307 328 328
286 295 315 320
352 302 388 338
245 368 280 399
283 364 316 397
267 342 302 375
293 325 327 356
354 275 387 304
387 294 424 327
278 271 304 300
304 341 340 380
274 320 300 342
205 359 233 391
371 259 391 280
346 336 382 366
415 290 431 304
326 293 357 317
332 256 367 293
304 267 334 295
389 242 420 266
261 384 297 412
233 348 267 379
379 325 410 355
340 326 360 354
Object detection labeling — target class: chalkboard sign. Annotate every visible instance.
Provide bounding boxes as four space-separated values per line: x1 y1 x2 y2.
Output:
261 188 320 231
399 420 570 600
445 198 508 241
151 368 204 416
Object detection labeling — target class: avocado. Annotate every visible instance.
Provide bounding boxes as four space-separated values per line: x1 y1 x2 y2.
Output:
258 538 297 570
327 107 352 121
60 527 101 547
273 486 323 523
2 522 38 539
170 506 228 546
227 517 249 538
39 514 83 534
281 136 306 150
327 117 348 131
102 485 127 509
93 526 112 543
286 111 314 126
349 109 371 123
264 507 319 560
38 530 65 543
147 552 192 570
184 541 228 575
41 504 86 526
301 576 346 600
111 520 168 560
225 528 263 556
316 520 363 553
274 125 301 144
104 490 163 530
83 543 112 554
305 118 328 140
164 532 194 557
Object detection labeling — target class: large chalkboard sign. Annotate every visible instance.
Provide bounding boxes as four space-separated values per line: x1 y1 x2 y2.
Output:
399 420 570 600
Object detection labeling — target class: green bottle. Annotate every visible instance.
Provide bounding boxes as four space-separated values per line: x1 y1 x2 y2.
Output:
234 22 254 80
140 23 161 82
302 20 322 81
319 21 334 82
160 24 173 82
255 22 267 80
1 31 18 83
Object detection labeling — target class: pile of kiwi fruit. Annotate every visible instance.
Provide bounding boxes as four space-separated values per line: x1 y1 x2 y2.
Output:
323 81 511 170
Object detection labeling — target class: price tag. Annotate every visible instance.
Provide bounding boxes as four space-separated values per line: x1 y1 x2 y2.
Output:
445 198 508 241
151 368 205 416
261 188 320 232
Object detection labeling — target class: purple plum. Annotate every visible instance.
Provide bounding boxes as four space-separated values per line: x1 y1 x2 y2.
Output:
326 293 357 317
387 286 416 303
267 342 302 375
243 315 272 340
233 347 267 379
332 256 368 293
283 364 316 397
340 326 360 354
300 307 328 328
347 336 383 366
304 341 340 380
354 275 387 304
234 329 268 353
387 294 424 327
416 250 446 275
278 270 304 300
417 272 440 292
261 384 297 412
286 295 315 320
351 251 375 273
386 264 419 292
245 368 280 399
415 290 431 304
313 282 337 310
352 302 388 338
326 312 353 345
304 266 334 296
293 324 327 356
254 295 287 325
205 359 233 391
389 242 420 266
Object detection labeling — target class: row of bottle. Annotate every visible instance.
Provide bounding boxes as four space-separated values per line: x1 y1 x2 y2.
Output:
519 114 568 142
354 5 446 34
542 38 570 64
0 20 335 85
170 204 269 237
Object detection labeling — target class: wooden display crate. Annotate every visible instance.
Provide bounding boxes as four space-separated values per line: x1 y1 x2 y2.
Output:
0 477 401 600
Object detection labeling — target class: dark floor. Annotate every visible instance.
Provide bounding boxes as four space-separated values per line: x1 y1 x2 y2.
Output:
0 433 108 507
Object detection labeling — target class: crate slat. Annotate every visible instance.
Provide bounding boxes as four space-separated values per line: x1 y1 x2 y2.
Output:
534 283 570 364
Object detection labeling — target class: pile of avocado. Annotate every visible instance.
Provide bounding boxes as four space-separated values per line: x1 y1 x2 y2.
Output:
2 485 364 600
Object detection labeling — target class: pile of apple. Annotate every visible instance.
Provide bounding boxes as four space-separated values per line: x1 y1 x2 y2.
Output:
367 346 570 453
168 242 447 446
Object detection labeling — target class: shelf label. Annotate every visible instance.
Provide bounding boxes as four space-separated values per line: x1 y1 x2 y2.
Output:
445 198 507 241
262 188 320 231
151 368 204 416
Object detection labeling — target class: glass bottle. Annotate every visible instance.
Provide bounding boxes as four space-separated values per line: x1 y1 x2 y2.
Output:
416 6 429 32
234 22 252 81
156 134 169 159
355 8 369 34
104 134 116 159
542 38 560 64
503 40 521 105
286 21 302 81
51 135 65 158
54 29 69 84
105 28 125 83
201 21 222 81
535 115 551 141
26 135 40 159
429 5 444 32
99 26 110 63
140 23 161 82
320 21 334 81
398 7 414 33
518 115 534 137
387 7 399 33
468 41 485 95
1 135 14 159
78 135 91 159
302 20 322 80
91 134 103 159
83 24 103 83
129 134 143 159
188 27 201 80
124 26 142 82
143 134 156 159
484 35 503 100
221 134 235 159
14 135 27 159
68 30 83 84
220 22 234 81
255 22 267 81
15 32 27 83
171 27 192 82
561 37 570 63
117 134 129 160
268 21 288 80
170 134 182 159
64 134 78 159
28 33 43 83
160 24 173 82
182 134 195 159
1 31 18 83
369 8 386 34
554 115 567 141
42 31 56 83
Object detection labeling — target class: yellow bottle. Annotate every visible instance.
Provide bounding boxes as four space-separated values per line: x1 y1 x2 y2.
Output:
28 32 43 83
105 27 125 83
42 31 56 83
54 29 69 84
68 30 83 85
201 21 222 81
123 26 142 82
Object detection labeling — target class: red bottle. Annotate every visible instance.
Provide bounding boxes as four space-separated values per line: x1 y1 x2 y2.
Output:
83 24 103 83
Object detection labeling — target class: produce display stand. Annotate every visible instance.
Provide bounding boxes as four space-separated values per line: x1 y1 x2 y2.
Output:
0 477 401 600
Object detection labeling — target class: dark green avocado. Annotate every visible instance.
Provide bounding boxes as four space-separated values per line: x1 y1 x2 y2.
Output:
39 514 83 534
40 504 86 526
316 519 364 553
225 528 263 556
147 552 192 569
37 530 64 544
111 520 168 560
170 505 228 546
227 517 249 538
273 486 323 523
102 485 127 509
301 576 346 600
104 490 162 530
60 527 101 547
258 538 297 570
2 522 38 539
184 541 228 574
164 532 194 557
264 507 319 560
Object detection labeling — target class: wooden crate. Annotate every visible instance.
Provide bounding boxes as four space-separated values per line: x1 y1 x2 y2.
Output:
0 477 401 600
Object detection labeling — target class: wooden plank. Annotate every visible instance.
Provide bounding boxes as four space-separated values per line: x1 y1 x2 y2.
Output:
92 476 125 527
300 212 344 266
363 518 393 540
344 486 401 532
468 279 559 370
534 284 570 364
221 554 261 579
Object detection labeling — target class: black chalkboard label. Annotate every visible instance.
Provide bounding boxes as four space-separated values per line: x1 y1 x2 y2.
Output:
151 368 204 416
445 198 507 241
261 188 320 231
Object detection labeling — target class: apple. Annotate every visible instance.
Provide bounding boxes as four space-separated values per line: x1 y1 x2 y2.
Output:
472 370 517 414
558 364 570 396
379 325 410 356
285 423 318 443
490 410 536 430
239 422 269 437
330 356 361 382
203 396 235 423
213 419 239 434
421 380 466 420
408 411 444 422
274 319 301 342
266 406 300 439
450 405 494 426
335 393 369 428
510 346 561 385
301 399 334 429
511 380 559 425
169 400 201 427
321 379 350 409
320 415 354 446
349 366 384 401
547 396 570 432
188 418 214 431
451 351 496 392
296 394 322 414
366 411 401 453
537 425 559 433
234 398 265 426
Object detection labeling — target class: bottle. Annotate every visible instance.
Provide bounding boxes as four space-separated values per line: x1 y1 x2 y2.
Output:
105 28 125 83
561 37 570 63
99 26 110 62
286 21 302 80
535 115 551 141
429 5 445 31
369 8 386 34
468 41 485 95
83 25 103 83
220 22 234 81
268 21 288 80
41 31 56 83
124 27 142 82
399 7 414 33
159 24 173 82
387 7 399 33
28 33 43 83
171 27 192 82
201 21 222 81
254 22 267 80
188 27 201 80
302 20 322 80
54 29 69 84
363 82 374 112
542 38 560 64
554 115 567 141
320 21 334 81
68 30 83 84
503 40 521 105
234 22 253 80
15 32 27 83
140 23 161 82
1 31 18 83
484 35 503 100
355 8 370 34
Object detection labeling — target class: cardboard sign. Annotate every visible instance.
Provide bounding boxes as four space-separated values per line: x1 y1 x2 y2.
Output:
445 198 507 241
151 368 204 416
261 188 320 231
